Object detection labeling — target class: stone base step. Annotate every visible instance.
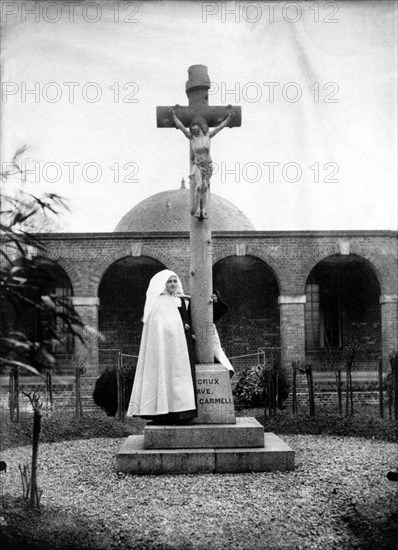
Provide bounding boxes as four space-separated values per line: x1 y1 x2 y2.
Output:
116 433 294 474
144 417 264 449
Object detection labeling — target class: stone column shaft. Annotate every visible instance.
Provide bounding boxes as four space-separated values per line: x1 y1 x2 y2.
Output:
380 295 398 369
190 179 213 364
71 297 100 380
278 295 306 369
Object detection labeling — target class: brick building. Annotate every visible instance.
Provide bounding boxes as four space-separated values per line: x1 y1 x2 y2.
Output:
17 183 398 404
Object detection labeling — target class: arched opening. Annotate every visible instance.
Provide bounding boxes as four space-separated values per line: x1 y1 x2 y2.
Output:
98 256 165 370
305 254 381 368
11 257 74 373
213 255 280 368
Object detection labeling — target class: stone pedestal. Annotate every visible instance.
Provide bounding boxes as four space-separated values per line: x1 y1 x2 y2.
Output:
116 431 294 475
116 361 294 474
194 364 236 424
144 417 263 449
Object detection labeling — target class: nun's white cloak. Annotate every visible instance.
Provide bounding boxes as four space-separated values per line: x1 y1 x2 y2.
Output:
127 271 196 418
214 328 234 373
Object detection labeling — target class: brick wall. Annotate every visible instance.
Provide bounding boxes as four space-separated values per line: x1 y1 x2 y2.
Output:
213 254 280 358
31 230 396 385
36 230 397 295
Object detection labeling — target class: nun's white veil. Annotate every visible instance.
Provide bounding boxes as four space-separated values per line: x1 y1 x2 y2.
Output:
142 269 184 323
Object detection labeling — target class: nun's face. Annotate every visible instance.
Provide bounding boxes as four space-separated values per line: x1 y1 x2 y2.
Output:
165 276 178 295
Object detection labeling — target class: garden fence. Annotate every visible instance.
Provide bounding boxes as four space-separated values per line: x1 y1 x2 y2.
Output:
0 348 397 422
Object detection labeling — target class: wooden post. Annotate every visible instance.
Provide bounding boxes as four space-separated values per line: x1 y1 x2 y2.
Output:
75 359 84 420
335 367 342 416
116 351 124 422
263 365 268 419
274 371 279 414
75 363 80 419
378 357 384 419
15 367 20 421
45 370 53 412
388 375 393 420
9 366 19 422
394 361 398 423
349 366 354 416
120 353 126 423
344 343 357 417
23 391 43 509
266 367 271 417
305 364 315 417
292 361 297 415
30 406 42 508
269 369 275 416
308 364 315 416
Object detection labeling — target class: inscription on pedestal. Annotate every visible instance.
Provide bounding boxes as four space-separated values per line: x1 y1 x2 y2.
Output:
194 364 236 424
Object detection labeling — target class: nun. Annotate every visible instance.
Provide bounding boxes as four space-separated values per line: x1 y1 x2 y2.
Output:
127 270 197 423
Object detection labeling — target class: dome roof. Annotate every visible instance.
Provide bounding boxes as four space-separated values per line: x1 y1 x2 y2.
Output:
114 185 255 232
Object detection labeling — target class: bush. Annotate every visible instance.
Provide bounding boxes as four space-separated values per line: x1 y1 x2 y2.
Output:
233 365 266 407
92 367 135 416
233 363 290 409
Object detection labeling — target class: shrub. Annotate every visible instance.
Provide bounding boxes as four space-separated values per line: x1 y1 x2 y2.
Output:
233 363 290 409
233 364 266 407
93 367 134 416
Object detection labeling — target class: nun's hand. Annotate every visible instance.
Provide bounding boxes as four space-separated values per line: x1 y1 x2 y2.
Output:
185 323 191 331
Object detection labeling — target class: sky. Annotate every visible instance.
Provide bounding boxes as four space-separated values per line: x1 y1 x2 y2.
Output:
1 0 397 232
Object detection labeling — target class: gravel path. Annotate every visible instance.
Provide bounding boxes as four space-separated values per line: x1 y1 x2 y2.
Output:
1 435 397 549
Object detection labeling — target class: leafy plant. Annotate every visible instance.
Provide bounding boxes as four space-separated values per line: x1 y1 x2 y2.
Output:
233 361 289 409
0 146 85 375
233 364 266 407
1 146 90 509
22 391 45 509
344 340 360 417
387 349 398 422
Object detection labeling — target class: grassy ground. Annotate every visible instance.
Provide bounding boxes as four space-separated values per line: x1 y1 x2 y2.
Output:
257 405 397 442
0 406 397 550
1 404 396 451
0 411 145 451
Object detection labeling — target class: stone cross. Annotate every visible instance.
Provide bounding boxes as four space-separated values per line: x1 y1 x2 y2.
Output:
156 65 241 363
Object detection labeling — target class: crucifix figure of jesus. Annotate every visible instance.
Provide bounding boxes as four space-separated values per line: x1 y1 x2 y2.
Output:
169 107 234 219
157 65 241 365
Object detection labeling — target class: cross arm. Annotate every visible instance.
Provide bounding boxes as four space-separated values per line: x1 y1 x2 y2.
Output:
157 105 242 129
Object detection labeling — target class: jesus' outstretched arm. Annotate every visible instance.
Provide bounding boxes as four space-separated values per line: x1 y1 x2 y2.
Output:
169 109 190 139
209 110 235 138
